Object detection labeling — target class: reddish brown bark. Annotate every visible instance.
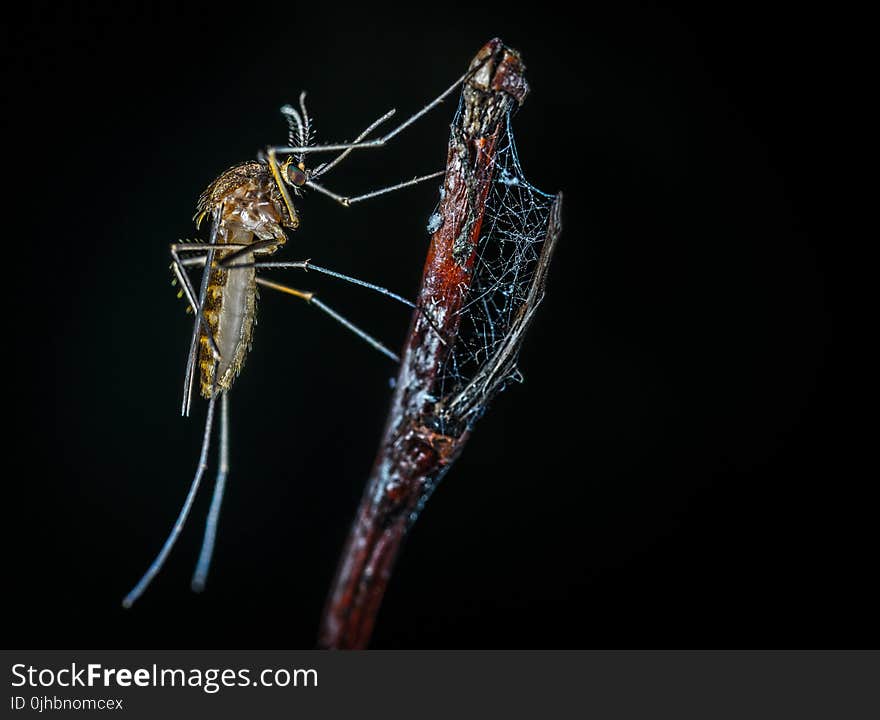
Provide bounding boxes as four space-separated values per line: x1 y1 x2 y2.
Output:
318 38 557 649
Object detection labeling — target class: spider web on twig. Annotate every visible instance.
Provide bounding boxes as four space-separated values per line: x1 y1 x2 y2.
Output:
434 108 559 434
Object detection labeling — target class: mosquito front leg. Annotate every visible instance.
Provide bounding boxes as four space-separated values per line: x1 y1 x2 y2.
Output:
270 106 443 208
270 66 476 161
263 62 486 210
265 147 299 230
307 108 396 181
306 170 446 208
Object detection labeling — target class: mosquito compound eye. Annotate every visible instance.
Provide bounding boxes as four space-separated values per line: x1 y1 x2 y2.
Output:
286 164 307 187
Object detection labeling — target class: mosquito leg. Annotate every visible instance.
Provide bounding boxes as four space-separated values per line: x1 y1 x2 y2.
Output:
379 67 471 143
265 147 299 229
172 241 260 256
178 256 207 267
173 241 268 252
270 66 476 159
215 238 285 267
306 170 445 208
232 260 414 310
236 260 448 345
170 243 221 363
122 385 219 608
307 108 396 181
181 228 218 417
343 170 446 206
255 277 399 362
191 391 230 592
173 239 284 269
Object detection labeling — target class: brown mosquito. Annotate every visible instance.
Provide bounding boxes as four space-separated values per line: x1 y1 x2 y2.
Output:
122 69 474 608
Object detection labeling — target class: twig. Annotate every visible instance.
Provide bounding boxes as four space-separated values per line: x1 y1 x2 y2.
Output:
319 38 563 649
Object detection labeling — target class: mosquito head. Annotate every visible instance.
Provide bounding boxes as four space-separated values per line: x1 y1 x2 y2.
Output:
281 157 308 189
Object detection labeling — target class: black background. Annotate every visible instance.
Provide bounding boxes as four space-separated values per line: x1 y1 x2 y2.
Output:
3 2 855 649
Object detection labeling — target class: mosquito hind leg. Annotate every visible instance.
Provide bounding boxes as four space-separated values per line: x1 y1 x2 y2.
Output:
122 379 220 608
172 237 227 416
239 260 447 346
255 276 399 362
170 242 222 362
226 259 414 309
191 390 230 592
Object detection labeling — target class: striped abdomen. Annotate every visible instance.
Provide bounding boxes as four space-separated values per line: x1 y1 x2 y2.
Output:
199 228 257 398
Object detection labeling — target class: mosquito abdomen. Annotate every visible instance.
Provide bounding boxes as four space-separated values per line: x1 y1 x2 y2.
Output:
199 227 257 398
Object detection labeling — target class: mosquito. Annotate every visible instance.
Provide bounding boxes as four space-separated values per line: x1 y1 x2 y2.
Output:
122 67 475 608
